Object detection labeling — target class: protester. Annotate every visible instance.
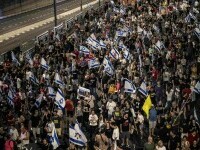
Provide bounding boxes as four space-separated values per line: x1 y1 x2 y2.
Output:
0 0 200 149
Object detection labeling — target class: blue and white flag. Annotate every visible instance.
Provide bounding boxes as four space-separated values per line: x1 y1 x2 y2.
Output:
88 58 100 69
41 58 49 70
50 124 60 149
116 30 127 37
122 48 130 60
69 125 86 147
55 89 65 109
25 52 33 66
86 37 101 50
30 72 39 85
11 52 20 66
7 90 14 107
185 12 196 23
79 46 90 55
124 78 136 93
155 40 164 51
104 59 114 76
34 93 44 108
54 73 64 86
77 86 90 97
193 81 200 94
138 81 148 96
74 120 87 143
48 86 56 98
99 40 107 49
194 28 200 39
109 48 120 60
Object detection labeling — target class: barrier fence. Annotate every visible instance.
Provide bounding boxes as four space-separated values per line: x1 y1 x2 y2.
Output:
0 1 105 64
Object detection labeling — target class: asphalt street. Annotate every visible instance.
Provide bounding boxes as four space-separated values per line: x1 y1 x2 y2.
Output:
0 0 96 55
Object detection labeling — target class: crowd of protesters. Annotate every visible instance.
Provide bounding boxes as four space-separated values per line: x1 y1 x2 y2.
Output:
0 0 200 150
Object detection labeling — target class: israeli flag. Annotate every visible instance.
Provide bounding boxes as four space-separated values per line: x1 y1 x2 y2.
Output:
41 58 49 70
50 124 60 149
193 81 200 94
86 37 101 50
74 120 87 143
138 81 148 96
77 86 90 97
116 30 127 37
194 28 200 39
29 72 39 86
55 89 65 109
189 12 196 20
124 78 136 93
7 90 14 107
104 59 114 76
109 48 120 60
34 93 44 108
113 7 119 13
48 86 56 98
100 40 107 49
54 72 65 86
79 46 90 55
25 52 33 66
123 48 130 60
11 52 20 66
69 125 86 147
155 40 164 51
88 58 100 69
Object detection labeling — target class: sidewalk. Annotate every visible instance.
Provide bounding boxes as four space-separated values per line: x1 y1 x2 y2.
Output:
1 0 65 17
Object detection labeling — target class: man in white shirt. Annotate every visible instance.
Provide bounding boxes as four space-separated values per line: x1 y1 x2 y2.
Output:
89 110 98 139
106 99 116 119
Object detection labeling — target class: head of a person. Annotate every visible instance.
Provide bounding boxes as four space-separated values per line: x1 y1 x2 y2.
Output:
157 140 163 147
148 136 153 144
43 138 48 145
124 113 128 119
91 110 95 115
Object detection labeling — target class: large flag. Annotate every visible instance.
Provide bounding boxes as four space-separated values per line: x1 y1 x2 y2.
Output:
88 58 100 69
55 89 65 109
122 48 130 60
116 30 127 37
79 46 90 55
193 81 200 94
99 40 107 49
109 48 120 60
124 78 136 93
11 52 20 66
34 93 44 108
7 90 14 107
138 81 148 96
77 86 90 97
29 72 39 86
48 86 56 98
74 120 87 143
104 58 114 76
194 28 200 39
69 125 87 147
142 95 152 118
50 124 60 149
41 58 49 70
25 52 33 66
54 73 64 86
86 37 101 50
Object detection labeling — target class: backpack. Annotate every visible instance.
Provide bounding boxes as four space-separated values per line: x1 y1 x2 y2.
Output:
9 140 18 150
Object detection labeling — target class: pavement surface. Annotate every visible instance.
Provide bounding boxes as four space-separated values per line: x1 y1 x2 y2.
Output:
0 0 100 55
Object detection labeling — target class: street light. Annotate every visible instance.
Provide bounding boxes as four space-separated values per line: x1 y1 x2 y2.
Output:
53 0 57 26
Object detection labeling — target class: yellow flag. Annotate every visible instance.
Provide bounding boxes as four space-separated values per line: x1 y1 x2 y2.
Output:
142 95 152 118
